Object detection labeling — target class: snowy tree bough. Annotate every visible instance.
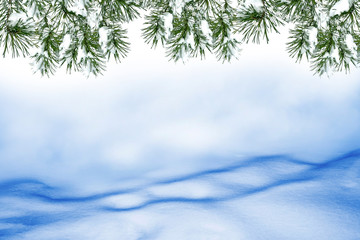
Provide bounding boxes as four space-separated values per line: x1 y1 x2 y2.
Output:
0 0 359 76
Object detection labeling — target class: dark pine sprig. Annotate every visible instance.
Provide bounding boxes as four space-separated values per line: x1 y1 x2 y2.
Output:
235 0 284 44
0 0 359 76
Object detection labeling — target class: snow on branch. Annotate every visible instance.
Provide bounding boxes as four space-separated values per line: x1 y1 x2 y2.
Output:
0 0 359 76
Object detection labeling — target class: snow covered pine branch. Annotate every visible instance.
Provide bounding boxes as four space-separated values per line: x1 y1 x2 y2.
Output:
0 0 359 76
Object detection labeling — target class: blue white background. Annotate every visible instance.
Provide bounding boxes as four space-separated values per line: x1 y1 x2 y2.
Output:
0 25 360 239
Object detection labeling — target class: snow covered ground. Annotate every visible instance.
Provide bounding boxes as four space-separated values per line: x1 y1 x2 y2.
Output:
1 151 360 239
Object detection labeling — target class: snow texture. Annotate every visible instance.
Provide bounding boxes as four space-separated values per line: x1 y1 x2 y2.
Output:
307 27 318 49
162 13 173 38
1 152 360 239
170 0 186 15
69 0 87 17
330 0 351 17
99 27 109 52
59 34 72 58
244 0 263 11
346 34 357 57
8 12 27 26
200 20 212 42
315 7 329 30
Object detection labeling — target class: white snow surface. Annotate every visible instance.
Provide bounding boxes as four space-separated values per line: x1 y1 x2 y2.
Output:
59 34 72 58
200 20 212 41
8 12 28 25
68 0 87 16
308 27 318 49
162 12 173 38
1 55 360 238
244 0 263 11
346 34 357 57
99 27 109 51
1 153 360 240
330 0 351 16
170 0 187 15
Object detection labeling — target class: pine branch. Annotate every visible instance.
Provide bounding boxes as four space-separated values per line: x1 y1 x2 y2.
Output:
0 0 359 76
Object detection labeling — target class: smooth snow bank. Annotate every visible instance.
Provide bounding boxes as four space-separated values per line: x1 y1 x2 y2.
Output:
1 151 360 240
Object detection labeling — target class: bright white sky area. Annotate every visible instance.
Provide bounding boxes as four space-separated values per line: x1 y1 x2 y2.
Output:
0 22 360 240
